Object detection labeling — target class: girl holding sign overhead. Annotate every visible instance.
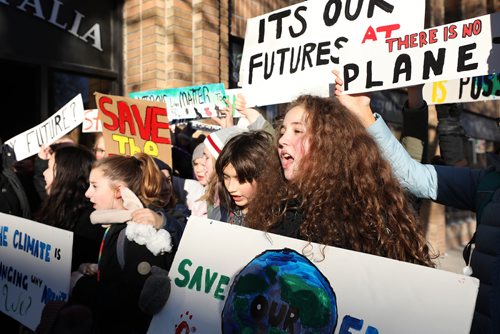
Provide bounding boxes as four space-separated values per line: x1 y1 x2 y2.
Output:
333 71 500 334
244 94 434 266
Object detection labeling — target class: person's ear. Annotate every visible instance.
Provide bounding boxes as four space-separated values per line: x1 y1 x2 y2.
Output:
114 185 123 199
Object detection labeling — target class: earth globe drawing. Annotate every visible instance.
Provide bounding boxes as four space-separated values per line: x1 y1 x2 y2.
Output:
221 248 337 333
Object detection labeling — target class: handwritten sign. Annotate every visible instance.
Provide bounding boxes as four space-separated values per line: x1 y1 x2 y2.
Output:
423 73 500 104
130 83 226 121
95 92 172 166
239 0 425 106
223 88 243 117
148 217 478 333
0 213 73 330
341 12 500 93
82 109 103 132
5 94 84 161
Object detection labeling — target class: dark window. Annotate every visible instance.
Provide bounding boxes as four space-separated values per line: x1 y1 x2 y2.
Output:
229 36 244 89
49 70 114 112
0 60 39 141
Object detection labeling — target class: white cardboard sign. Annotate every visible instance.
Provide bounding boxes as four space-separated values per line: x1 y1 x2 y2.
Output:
148 217 478 333
82 109 103 132
341 12 500 94
0 213 73 330
5 94 84 161
239 0 425 106
423 74 500 105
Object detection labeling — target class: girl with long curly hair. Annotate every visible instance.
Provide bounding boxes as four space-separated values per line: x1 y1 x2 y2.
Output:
245 95 435 267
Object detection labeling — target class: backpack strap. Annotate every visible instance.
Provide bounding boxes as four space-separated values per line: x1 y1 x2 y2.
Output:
116 228 127 271
463 169 500 263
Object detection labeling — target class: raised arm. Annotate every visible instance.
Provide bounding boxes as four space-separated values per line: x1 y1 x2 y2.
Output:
332 70 438 199
401 85 428 163
235 93 276 136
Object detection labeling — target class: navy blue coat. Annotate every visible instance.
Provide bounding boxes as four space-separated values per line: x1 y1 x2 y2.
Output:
436 155 500 334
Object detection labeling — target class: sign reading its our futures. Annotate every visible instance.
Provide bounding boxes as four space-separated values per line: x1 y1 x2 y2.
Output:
239 0 425 106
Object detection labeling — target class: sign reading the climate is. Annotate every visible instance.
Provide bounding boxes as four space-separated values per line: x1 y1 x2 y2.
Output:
0 213 73 331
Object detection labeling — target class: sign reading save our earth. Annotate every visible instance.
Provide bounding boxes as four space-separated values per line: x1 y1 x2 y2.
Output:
148 217 478 333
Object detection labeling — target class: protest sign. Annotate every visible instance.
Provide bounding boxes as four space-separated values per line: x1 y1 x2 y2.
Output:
341 12 500 94
239 0 425 106
5 94 84 161
130 83 227 121
82 109 103 132
223 88 243 117
423 73 500 104
148 217 478 334
95 92 172 166
0 213 73 330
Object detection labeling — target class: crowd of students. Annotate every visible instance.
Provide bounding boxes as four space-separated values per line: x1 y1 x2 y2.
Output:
0 72 498 333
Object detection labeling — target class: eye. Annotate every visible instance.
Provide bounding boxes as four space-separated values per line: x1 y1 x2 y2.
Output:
279 126 286 136
223 174 230 181
293 124 306 134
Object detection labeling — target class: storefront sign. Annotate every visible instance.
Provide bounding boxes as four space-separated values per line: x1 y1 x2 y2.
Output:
0 0 102 51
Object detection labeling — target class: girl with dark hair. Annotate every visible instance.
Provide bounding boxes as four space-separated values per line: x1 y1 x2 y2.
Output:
245 95 434 267
37 145 104 273
215 130 274 225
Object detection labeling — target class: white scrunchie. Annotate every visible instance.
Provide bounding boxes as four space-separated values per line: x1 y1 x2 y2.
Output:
126 222 172 255
90 187 173 255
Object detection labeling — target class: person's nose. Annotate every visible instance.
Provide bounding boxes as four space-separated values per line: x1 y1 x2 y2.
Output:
227 179 237 193
278 130 289 147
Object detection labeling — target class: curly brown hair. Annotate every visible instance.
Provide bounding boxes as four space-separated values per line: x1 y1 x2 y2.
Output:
246 95 435 267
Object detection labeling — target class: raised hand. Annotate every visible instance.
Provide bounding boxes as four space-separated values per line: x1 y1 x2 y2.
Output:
211 99 234 128
332 69 375 128
235 93 261 124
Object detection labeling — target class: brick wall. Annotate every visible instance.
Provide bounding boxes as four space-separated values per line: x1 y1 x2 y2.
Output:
123 0 497 94
123 0 300 94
